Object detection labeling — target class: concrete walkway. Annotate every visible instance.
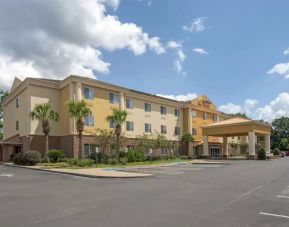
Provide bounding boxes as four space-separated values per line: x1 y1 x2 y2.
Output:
1 163 153 178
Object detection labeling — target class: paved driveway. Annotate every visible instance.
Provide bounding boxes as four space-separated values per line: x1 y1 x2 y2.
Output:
1 158 289 227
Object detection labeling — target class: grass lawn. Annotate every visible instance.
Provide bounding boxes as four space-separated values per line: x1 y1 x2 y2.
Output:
37 158 192 169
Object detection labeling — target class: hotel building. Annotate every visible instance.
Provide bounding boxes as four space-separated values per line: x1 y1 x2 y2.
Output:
0 75 271 161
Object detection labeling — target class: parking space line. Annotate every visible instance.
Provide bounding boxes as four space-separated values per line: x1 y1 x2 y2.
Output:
259 212 289 219
276 195 289 199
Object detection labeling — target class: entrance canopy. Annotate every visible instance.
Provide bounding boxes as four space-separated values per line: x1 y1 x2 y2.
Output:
201 118 271 159
202 118 271 137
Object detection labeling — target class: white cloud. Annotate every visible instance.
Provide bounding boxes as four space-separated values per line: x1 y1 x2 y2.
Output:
284 48 289 55
219 103 242 114
193 48 209 55
255 93 289 122
167 40 187 77
267 62 289 79
219 99 258 115
183 17 207 32
156 93 197 101
0 0 165 90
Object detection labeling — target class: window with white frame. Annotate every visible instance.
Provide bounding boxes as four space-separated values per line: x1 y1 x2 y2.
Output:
83 87 94 100
126 99 133 109
145 123 152 133
126 121 134 131
191 110 197 118
84 144 97 156
84 114 94 126
175 127 180 135
109 93 119 104
109 119 116 128
213 114 218 122
16 120 19 130
175 109 180 117
161 148 168 155
144 103 151 112
161 125 167 134
192 128 197 135
16 98 19 108
202 112 207 120
160 106 166 115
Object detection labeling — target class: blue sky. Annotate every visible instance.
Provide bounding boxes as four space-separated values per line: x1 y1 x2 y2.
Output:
0 0 289 121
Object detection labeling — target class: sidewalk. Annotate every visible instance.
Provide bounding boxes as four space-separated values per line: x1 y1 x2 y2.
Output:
1 163 153 178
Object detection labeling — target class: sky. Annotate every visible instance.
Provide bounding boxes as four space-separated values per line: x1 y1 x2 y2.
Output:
0 0 289 122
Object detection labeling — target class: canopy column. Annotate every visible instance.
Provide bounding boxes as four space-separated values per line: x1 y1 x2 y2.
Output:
248 131 256 159
222 137 228 159
203 136 209 157
264 134 270 156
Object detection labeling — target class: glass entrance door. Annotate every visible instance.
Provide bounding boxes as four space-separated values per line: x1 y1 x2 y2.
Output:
210 147 220 158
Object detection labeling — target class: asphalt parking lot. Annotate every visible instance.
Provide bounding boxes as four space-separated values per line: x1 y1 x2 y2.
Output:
1 158 289 227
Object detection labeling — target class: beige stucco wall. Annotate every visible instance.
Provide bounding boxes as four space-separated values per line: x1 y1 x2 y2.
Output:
30 85 61 136
3 87 29 139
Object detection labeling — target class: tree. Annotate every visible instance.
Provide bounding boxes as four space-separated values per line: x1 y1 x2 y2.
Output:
181 133 195 156
0 90 9 140
271 117 289 150
106 109 128 162
29 103 59 155
229 112 248 118
67 100 91 158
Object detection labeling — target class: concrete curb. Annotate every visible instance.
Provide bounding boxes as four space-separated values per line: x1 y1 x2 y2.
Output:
0 162 154 179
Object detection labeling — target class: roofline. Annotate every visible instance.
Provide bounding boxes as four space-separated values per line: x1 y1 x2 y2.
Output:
202 119 271 129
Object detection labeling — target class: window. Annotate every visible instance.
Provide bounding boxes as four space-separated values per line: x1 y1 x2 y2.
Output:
84 114 94 126
16 98 19 108
109 119 116 128
213 114 218 122
191 110 197 118
84 144 97 156
109 93 119 104
192 128 197 135
83 87 94 100
202 112 207 120
161 148 168 155
16 120 19 130
126 121 134 131
126 99 133 109
145 123 152 133
161 125 167 134
175 109 180 117
144 103 151 112
160 106 166 115
175 127 180 135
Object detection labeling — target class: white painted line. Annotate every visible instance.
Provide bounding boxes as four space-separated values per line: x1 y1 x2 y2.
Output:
276 195 289 199
260 212 289 219
0 174 13 177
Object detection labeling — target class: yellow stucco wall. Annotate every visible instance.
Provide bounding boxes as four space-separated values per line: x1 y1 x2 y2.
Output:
3 87 29 139
30 85 61 136
125 95 182 140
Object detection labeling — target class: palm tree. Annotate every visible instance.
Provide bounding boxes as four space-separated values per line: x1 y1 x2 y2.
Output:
106 109 128 162
29 103 59 155
67 100 91 158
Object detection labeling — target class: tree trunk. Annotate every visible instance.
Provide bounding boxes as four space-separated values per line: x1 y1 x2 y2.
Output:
79 132 83 159
116 135 120 163
45 133 49 156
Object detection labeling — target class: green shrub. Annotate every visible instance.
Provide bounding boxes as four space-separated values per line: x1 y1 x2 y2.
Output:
66 158 78 166
273 148 280 156
126 149 145 162
88 151 98 163
13 153 24 165
76 159 94 167
22 150 41 165
257 148 266 160
151 156 161 161
109 158 118 165
47 150 65 163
